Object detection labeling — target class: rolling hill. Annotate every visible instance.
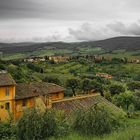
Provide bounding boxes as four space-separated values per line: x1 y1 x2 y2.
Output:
0 36 140 56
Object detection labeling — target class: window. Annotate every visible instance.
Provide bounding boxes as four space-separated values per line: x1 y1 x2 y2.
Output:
5 102 10 110
0 105 4 109
5 87 10 96
22 100 27 107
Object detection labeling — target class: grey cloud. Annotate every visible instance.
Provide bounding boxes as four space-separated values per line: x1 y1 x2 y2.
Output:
69 21 140 41
69 23 107 41
0 0 51 19
0 0 140 42
107 21 140 35
0 0 140 20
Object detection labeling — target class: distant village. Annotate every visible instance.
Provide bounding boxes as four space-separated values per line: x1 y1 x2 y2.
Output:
23 54 140 64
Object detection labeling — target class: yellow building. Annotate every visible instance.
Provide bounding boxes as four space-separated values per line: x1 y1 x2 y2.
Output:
0 72 64 122
49 55 70 63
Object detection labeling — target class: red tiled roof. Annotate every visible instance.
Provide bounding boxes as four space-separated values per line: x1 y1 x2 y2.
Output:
0 73 16 86
52 94 123 115
15 82 65 100
52 94 100 113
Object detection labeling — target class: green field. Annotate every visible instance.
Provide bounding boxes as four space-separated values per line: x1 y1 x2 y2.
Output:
2 47 140 61
49 117 140 140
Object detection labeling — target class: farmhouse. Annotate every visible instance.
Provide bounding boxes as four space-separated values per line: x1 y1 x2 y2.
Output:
0 72 64 121
96 73 113 79
0 72 122 122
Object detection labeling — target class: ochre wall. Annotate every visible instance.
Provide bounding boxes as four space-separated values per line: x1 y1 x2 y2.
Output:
0 88 64 121
14 98 35 120
0 86 15 100
0 100 15 121
0 86 15 121
50 92 64 101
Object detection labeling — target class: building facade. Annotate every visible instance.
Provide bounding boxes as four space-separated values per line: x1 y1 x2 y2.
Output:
0 72 64 121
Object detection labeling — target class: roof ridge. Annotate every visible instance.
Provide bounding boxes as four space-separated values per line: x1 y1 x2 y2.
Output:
52 94 100 103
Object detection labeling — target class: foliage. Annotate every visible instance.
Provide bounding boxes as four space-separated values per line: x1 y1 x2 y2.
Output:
90 80 104 96
73 105 123 136
43 76 61 85
17 109 44 140
64 88 73 97
0 122 16 140
109 84 125 95
66 78 80 96
104 92 112 102
81 79 92 94
133 91 140 110
49 118 140 140
27 63 42 73
113 92 135 110
0 64 5 70
17 109 70 140
127 81 140 91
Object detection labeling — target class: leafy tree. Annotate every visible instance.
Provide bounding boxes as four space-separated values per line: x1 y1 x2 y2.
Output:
27 63 42 73
66 78 79 96
134 74 140 81
0 64 5 70
64 88 73 97
111 58 123 64
109 84 125 95
8 66 28 83
81 79 91 94
127 81 140 91
90 80 104 96
113 92 135 110
43 76 61 85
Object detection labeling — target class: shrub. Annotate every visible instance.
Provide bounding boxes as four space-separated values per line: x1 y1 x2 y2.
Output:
26 63 41 73
64 88 73 97
54 110 70 137
81 78 92 94
133 91 140 110
90 80 104 96
127 81 140 91
43 76 61 85
66 78 80 96
0 122 16 139
104 92 112 102
17 109 44 140
109 84 125 95
73 105 123 136
113 92 135 110
17 109 70 140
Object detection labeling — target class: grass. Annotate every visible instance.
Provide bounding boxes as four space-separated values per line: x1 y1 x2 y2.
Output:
79 47 104 54
49 117 140 140
2 53 27 60
2 48 73 60
103 50 140 59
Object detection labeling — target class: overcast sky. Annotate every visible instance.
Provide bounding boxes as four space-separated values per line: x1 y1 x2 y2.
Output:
0 0 140 42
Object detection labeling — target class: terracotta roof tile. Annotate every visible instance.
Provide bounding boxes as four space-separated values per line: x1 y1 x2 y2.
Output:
15 82 64 100
52 95 102 113
0 73 16 86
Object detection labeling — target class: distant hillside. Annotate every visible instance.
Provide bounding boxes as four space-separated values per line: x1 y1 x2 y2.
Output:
85 36 140 51
0 36 140 54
